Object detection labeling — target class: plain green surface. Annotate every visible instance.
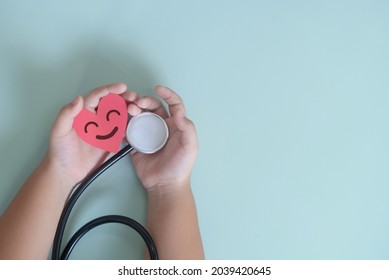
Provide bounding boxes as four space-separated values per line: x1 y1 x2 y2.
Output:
1 0 389 259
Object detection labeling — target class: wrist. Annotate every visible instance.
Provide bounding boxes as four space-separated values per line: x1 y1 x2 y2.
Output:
40 154 78 194
146 180 192 203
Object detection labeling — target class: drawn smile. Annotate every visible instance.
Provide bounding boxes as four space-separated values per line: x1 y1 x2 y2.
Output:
96 127 119 140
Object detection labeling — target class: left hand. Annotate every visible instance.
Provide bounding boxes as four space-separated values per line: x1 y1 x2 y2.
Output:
45 83 135 190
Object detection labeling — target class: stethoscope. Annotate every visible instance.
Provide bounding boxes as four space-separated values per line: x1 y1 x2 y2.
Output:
51 112 169 260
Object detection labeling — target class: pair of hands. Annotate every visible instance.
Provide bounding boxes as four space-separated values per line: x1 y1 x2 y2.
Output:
46 83 198 193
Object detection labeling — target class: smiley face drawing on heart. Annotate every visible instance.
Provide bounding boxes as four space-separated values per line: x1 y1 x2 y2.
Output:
73 94 128 153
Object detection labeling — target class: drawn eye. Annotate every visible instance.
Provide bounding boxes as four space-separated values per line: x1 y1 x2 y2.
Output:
106 109 120 121
84 121 99 133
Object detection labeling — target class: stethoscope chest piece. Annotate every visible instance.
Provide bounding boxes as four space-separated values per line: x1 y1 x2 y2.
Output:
126 112 169 154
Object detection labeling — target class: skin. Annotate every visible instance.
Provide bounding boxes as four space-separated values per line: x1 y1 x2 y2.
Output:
0 83 204 260
128 86 204 260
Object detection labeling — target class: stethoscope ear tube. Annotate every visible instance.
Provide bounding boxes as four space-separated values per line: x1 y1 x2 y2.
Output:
51 144 159 260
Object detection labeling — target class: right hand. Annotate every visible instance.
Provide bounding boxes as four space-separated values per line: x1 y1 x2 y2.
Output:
128 86 198 193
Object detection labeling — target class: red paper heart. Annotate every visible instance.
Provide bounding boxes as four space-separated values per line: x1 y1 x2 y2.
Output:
73 94 128 153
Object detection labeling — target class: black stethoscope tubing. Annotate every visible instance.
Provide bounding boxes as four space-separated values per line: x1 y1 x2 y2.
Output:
51 144 159 260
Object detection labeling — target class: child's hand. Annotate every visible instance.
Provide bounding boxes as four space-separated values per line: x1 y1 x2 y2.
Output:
128 87 203 260
128 86 198 193
46 83 131 190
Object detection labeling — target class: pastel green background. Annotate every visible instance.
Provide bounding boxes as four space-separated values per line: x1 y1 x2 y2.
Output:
0 0 388 259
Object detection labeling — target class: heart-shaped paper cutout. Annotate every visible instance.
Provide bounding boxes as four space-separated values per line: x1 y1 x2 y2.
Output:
73 94 128 153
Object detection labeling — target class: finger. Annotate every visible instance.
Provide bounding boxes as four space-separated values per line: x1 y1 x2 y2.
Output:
135 96 169 118
121 91 139 103
52 96 83 138
128 103 143 116
155 86 186 117
83 82 127 111
119 91 143 116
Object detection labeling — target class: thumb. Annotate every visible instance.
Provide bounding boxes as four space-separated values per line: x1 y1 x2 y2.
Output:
51 96 84 138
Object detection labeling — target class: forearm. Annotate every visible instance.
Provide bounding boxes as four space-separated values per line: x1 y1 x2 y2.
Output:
0 157 70 259
146 183 204 260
